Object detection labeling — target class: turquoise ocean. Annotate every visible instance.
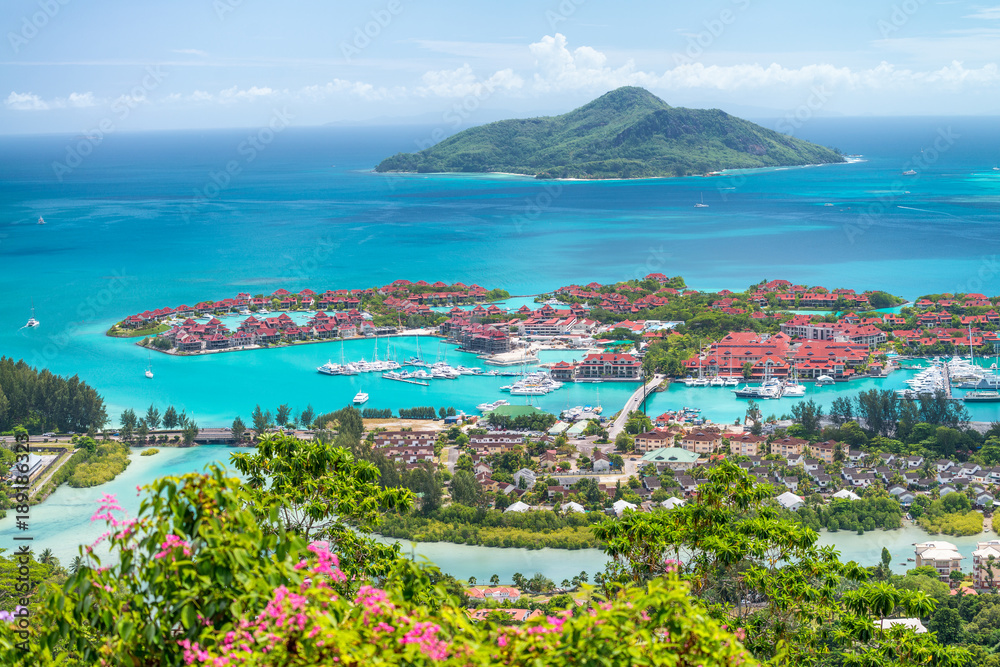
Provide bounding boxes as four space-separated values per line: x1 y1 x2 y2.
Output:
2 117 1000 570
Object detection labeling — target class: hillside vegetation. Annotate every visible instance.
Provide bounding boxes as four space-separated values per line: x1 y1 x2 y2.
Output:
376 87 844 179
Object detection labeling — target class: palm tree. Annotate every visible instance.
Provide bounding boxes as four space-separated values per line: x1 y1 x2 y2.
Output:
38 548 54 565
489 574 500 586
69 555 84 574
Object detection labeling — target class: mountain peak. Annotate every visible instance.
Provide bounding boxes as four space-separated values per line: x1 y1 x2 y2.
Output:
579 87 671 114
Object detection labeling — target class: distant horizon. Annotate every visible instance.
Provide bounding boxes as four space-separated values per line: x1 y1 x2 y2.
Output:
3 1 999 133
2 108 999 138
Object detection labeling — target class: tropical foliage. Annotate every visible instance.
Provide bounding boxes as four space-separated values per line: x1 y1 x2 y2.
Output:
0 357 107 434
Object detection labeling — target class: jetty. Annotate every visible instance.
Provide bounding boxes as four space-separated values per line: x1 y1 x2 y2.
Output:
381 374 430 386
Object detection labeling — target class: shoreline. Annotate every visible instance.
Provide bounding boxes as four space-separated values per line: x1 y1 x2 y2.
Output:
373 160 847 183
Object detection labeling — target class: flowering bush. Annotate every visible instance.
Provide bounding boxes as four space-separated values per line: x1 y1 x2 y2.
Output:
0 462 753 666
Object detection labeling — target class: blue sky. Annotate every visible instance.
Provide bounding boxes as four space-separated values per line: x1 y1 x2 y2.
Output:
2 0 999 133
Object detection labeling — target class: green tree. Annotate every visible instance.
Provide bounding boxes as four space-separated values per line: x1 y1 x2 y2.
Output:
742 361 753 380
144 405 161 431
275 404 292 427
251 405 272 435
299 404 315 429
119 408 137 443
181 420 199 446
230 433 412 579
162 405 178 429
490 574 500 586
450 470 482 507
231 416 247 443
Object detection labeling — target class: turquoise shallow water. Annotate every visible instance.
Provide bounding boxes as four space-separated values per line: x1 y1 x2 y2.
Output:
4 117 1000 576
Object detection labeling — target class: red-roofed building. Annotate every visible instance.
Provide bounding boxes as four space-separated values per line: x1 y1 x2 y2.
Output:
577 353 641 380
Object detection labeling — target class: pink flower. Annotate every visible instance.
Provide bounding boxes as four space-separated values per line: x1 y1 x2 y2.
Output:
154 534 192 560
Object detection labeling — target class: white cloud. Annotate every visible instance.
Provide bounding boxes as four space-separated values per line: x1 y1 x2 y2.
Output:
964 5 1000 19
523 33 1000 95
217 85 280 103
66 92 96 108
173 48 209 57
300 79 404 101
5 91 49 110
415 64 523 97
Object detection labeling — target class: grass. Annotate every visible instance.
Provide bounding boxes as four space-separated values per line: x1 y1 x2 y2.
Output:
106 323 169 338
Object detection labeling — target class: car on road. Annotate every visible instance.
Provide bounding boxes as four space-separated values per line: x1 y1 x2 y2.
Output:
42 432 56 437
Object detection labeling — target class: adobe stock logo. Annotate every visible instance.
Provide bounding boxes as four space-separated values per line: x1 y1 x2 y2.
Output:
340 0 405 62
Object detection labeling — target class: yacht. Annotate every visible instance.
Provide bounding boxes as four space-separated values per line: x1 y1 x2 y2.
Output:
963 391 1000 403
782 381 806 397
411 369 432 380
732 384 779 399
723 376 740 387
903 169 917 175
317 360 342 376
690 378 710 387
37 216 45 225
144 352 154 379
25 301 40 328
352 391 369 404
477 399 510 412
709 376 726 387
694 193 709 208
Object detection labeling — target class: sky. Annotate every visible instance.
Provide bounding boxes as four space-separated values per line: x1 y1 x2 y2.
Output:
2 0 1000 133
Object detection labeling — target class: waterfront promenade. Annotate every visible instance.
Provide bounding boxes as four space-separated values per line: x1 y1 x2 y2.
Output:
608 374 664 438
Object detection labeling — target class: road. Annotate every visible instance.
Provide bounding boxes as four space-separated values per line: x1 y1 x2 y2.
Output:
608 374 665 439
28 449 76 499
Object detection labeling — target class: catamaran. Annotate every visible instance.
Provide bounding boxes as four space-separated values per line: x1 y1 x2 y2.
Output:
25 300 39 328
353 391 369 404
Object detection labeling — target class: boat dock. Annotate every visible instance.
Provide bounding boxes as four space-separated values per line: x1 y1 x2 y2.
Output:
381 375 430 386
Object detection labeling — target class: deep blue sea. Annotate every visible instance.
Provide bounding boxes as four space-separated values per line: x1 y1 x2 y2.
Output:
1 117 1000 425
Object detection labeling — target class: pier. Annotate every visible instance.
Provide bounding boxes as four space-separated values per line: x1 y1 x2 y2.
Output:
381 374 430 386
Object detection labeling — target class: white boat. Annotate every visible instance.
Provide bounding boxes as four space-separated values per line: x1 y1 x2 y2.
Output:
903 169 917 175
724 377 740 387
37 216 45 225
709 376 726 387
477 399 509 412
411 369 432 380
25 300 40 328
317 360 342 375
690 378 710 387
732 384 779 399
694 193 709 208
815 375 835 385
782 382 806 397
144 352 153 379
353 391 369 404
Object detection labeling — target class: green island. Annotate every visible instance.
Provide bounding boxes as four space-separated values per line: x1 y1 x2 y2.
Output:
106 322 169 338
375 86 845 179
377 505 602 550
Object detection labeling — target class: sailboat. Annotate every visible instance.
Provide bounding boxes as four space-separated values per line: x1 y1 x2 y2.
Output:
37 216 45 225
694 193 709 208
145 352 154 379
25 300 40 328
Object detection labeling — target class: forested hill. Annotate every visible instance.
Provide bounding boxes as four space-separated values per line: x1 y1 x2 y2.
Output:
375 86 845 179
